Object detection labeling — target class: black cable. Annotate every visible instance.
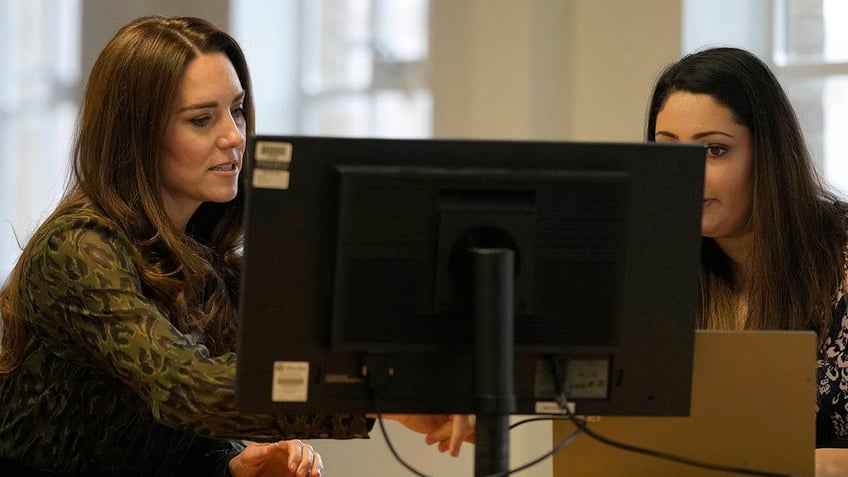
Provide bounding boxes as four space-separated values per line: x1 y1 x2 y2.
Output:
372 386 587 477
371 355 798 477
484 414 590 477
373 392 432 477
575 419 796 477
374 396 586 477
545 356 800 477
481 418 585 477
508 415 565 430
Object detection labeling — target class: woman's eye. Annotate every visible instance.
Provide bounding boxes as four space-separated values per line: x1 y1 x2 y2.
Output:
190 116 211 127
232 106 245 122
232 107 247 128
705 145 727 157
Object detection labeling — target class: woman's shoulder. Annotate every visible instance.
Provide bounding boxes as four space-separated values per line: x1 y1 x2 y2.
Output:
39 205 128 244
28 205 136 271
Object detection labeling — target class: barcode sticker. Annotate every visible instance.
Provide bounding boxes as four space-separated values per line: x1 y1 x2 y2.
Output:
253 141 293 190
272 361 309 402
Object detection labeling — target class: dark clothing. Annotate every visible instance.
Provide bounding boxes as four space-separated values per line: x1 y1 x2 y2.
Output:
0 209 369 476
818 285 848 447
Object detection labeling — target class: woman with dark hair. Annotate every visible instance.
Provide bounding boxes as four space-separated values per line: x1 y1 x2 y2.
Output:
0 16 472 477
646 46 848 472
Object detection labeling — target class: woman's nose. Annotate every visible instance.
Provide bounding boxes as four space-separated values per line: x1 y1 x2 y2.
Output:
218 117 245 149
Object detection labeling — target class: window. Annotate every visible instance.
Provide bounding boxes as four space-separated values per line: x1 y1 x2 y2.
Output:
0 0 81 281
774 0 848 193
231 0 431 138
0 1 431 281
683 0 848 193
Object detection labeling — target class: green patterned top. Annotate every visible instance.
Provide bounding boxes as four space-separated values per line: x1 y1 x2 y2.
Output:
0 208 369 476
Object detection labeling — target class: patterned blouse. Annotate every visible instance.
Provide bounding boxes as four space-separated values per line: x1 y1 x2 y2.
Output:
817 278 848 447
0 209 370 476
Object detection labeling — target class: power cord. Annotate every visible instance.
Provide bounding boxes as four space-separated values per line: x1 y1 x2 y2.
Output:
367 354 800 477
545 355 800 477
480 418 585 477
366 349 585 477
372 393 585 477
373 393 431 477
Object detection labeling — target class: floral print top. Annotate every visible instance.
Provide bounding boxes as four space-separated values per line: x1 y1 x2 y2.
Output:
818 279 848 447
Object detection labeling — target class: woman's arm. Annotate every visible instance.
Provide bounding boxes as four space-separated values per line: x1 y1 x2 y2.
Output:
25 216 368 440
26 215 474 452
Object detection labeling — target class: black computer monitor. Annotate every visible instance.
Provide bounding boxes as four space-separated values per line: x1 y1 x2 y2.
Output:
235 136 704 419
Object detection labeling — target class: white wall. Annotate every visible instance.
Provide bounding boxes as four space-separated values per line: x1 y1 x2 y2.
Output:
431 0 682 143
72 1 683 476
80 0 229 77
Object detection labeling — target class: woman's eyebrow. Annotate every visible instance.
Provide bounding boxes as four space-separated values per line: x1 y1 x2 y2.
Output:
655 130 735 140
179 90 245 113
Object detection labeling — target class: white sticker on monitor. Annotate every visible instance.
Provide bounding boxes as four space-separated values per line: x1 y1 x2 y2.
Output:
253 141 293 190
535 401 576 415
565 359 609 399
272 361 309 402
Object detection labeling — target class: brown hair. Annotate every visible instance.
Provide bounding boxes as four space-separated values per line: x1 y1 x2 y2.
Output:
0 16 254 371
646 47 847 337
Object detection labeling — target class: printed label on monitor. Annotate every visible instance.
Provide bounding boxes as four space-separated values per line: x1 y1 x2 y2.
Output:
535 401 576 415
565 359 609 399
272 361 309 402
253 141 293 190
534 356 610 401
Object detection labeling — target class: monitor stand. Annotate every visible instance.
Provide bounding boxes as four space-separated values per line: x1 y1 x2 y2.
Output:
471 248 516 477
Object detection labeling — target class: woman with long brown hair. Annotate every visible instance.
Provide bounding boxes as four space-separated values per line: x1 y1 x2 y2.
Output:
0 15 472 477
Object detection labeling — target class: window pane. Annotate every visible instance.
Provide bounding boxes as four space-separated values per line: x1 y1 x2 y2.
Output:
302 91 432 138
374 0 428 61
782 75 848 193
823 75 848 193
778 0 848 64
374 90 431 138
233 0 432 139
823 0 848 63
0 0 80 281
302 95 373 136
301 0 374 93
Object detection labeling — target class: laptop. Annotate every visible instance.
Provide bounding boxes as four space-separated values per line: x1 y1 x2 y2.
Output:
552 330 817 476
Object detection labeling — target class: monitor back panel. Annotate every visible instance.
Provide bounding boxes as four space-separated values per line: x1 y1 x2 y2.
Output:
236 137 706 416
552 330 816 477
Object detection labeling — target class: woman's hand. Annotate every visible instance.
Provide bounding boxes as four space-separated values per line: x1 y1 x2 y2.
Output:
376 414 476 457
229 440 323 477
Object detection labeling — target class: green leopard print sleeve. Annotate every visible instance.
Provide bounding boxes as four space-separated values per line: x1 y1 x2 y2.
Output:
21 211 370 441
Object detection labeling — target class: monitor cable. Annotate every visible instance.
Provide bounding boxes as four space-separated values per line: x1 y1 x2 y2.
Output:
544 355 800 477
371 391 585 477
366 351 586 477
367 354 799 477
